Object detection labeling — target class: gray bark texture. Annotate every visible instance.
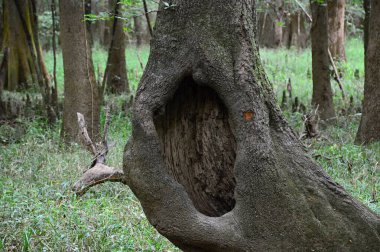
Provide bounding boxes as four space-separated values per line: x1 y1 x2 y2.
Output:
60 0 100 142
356 0 380 144
123 1 380 251
310 1 336 120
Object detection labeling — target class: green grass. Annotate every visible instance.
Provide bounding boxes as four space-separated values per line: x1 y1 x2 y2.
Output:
0 115 179 251
261 38 365 109
44 44 150 95
1 39 379 251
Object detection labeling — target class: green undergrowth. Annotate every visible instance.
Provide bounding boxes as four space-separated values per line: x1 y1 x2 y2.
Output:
0 114 179 251
261 38 365 110
1 38 379 251
44 44 150 96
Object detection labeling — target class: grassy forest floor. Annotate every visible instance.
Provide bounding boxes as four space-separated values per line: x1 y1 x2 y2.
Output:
0 38 379 251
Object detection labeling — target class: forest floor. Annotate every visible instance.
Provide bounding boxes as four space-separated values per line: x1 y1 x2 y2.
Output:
0 38 379 251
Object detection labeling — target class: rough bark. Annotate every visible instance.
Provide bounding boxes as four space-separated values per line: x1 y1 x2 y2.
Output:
103 0 129 94
327 0 346 60
356 0 380 144
123 1 379 251
310 1 336 120
60 0 100 142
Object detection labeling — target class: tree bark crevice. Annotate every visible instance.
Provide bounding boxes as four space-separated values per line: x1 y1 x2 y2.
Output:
154 77 237 217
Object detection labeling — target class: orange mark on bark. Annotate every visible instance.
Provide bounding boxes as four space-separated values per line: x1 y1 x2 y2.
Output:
243 111 253 121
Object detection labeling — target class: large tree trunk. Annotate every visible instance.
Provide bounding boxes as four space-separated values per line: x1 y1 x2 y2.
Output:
103 0 129 94
310 1 336 120
123 1 379 251
356 1 380 144
60 0 100 142
327 0 346 60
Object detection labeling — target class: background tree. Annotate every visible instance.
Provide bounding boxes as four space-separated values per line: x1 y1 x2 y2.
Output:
328 0 346 60
283 10 308 49
356 0 380 144
363 0 370 53
310 0 335 120
0 0 57 122
118 0 379 250
0 2 3 50
1 0 50 91
257 0 309 49
89 0 108 47
257 0 285 48
60 0 100 141
85 0 94 46
103 0 129 94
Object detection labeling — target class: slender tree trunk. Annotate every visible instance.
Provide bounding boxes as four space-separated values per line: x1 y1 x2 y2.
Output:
60 0 100 142
123 1 379 251
102 1 113 49
327 0 346 60
363 0 370 54
103 0 129 94
90 0 107 46
273 0 284 47
356 0 380 144
284 12 308 49
257 1 284 48
0 1 3 50
310 1 335 120
134 16 144 47
85 0 93 46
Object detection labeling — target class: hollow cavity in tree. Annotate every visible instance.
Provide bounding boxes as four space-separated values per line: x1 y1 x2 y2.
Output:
154 77 236 217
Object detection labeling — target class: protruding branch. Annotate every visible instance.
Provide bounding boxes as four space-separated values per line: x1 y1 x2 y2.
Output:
142 0 153 36
102 106 110 149
77 112 97 155
73 163 126 196
73 109 125 196
328 49 346 100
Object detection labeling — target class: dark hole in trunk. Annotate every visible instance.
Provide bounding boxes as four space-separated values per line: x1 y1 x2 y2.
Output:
154 77 237 217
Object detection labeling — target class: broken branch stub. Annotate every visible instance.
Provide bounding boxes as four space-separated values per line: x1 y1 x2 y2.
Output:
77 112 97 156
73 163 126 196
73 111 125 196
